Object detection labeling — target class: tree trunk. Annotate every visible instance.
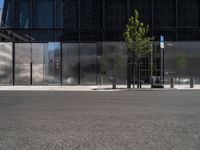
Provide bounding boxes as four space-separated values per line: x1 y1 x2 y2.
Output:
139 57 142 88
127 56 131 88
132 56 136 88
137 56 140 88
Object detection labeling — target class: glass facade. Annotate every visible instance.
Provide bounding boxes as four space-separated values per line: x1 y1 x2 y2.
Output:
32 43 61 85
32 43 47 85
80 43 97 84
177 0 199 27
62 43 78 85
14 0 30 28
0 42 127 85
15 43 31 85
153 0 176 28
1 0 200 85
165 42 200 84
0 42 12 85
1 0 200 42
102 42 127 84
32 0 55 28
15 42 61 85
1 0 12 27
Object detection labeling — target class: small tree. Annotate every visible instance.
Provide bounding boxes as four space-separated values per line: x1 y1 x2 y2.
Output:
123 9 153 88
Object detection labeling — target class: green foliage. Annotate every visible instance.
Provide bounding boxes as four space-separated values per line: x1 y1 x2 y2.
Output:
123 9 153 57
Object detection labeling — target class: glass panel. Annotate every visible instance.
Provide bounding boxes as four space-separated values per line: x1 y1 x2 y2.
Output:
15 42 61 85
140 57 151 83
165 42 200 84
14 0 30 28
80 0 102 28
46 42 61 84
32 43 48 85
102 42 127 84
62 43 78 85
56 0 64 28
1 0 12 27
0 42 13 85
0 0 4 9
105 0 127 28
61 0 78 28
80 43 97 84
153 0 175 27
178 0 199 27
15 43 31 85
96 42 103 85
32 0 54 28
152 42 161 76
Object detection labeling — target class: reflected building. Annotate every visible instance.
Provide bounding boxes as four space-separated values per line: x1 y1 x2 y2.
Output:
0 0 200 85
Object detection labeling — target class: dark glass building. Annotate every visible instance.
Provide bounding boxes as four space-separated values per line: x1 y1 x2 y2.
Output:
0 0 200 85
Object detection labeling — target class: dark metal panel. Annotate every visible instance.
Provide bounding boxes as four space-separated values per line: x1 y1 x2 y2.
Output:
1 0 200 42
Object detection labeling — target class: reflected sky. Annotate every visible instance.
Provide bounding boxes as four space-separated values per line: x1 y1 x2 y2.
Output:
0 0 4 8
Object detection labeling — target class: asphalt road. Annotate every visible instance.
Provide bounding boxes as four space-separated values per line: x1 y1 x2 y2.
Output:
0 90 200 150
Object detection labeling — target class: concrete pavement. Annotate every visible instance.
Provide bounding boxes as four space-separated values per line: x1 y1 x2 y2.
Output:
0 84 200 91
0 91 200 150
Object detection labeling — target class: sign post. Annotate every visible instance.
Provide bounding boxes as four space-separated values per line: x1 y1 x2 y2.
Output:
160 35 165 85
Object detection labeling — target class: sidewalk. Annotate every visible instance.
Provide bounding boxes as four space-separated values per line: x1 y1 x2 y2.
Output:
0 84 200 91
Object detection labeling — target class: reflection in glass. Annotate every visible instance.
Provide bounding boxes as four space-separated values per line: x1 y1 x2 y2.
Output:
14 0 30 28
32 0 54 28
32 43 61 85
0 42 12 85
62 43 78 85
165 42 200 84
15 42 61 85
32 43 48 85
103 42 127 84
15 43 31 85
80 43 97 84
47 42 61 84
1 41 129 86
1 0 12 27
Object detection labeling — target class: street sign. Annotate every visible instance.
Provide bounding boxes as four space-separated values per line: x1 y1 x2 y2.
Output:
160 35 165 85
160 35 164 49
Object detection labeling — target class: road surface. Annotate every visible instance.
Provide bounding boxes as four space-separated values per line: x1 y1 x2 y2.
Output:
0 91 200 150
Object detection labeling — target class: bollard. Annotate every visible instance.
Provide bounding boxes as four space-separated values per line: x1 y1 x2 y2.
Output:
151 77 154 88
190 77 194 88
170 78 175 88
112 78 116 89
127 81 131 89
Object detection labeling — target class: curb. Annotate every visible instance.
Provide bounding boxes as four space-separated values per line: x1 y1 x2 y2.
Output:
0 86 200 91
